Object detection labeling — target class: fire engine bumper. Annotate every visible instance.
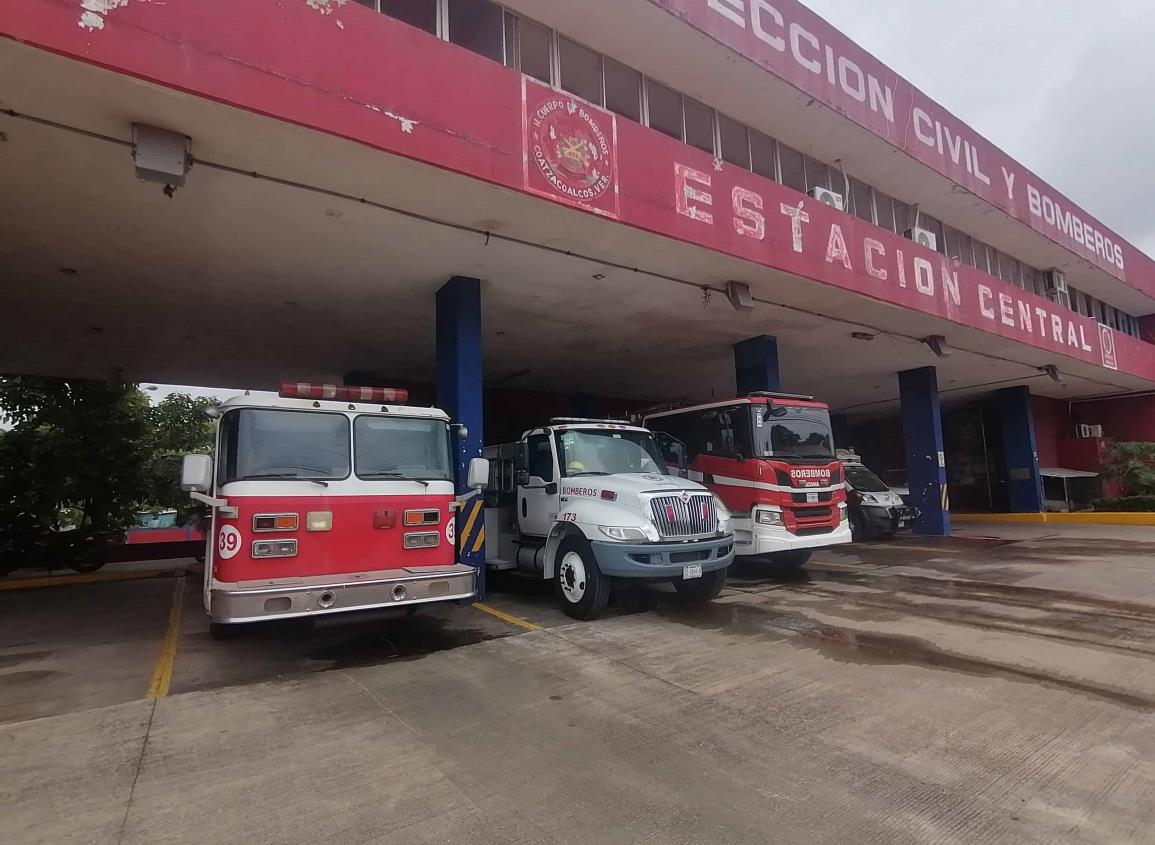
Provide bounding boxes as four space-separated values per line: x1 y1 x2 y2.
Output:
591 535 734 579
208 564 477 624
732 514 852 557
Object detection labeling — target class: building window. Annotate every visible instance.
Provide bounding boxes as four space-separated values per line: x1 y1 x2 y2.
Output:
683 98 715 155
448 0 505 64
893 201 914 234
646 79 683 142
558 36 603 105
750 130 776 181
509 15 552 84
379 0 437 35
849 177 873 223
873 190 896 233
804 156 831 193
604 59 641 122
718 114 750 169
778 143 806 193
919 214 946 254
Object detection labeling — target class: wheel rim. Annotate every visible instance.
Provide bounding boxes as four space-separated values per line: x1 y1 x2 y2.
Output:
558 551 587 603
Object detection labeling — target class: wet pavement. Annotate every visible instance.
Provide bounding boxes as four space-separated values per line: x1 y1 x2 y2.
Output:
2 523 1154 843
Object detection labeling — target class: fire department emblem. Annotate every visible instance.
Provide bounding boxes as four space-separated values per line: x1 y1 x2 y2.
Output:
523 81 619 218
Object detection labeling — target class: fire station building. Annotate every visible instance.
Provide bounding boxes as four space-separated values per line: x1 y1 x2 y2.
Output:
3 0 1154 534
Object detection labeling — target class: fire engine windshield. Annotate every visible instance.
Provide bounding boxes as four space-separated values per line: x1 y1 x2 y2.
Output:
554 429 668 477
354 416 452 481
752 405 835 461
217 409 350 484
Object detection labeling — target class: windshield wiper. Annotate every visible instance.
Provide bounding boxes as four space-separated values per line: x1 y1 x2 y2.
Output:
567 471 611 477
360 471 429 488
238 473 329 487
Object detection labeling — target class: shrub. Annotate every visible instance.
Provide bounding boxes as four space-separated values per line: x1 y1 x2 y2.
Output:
1093 496 1155 513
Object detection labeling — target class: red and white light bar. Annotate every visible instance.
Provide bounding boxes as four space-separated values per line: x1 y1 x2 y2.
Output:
279 383 409 404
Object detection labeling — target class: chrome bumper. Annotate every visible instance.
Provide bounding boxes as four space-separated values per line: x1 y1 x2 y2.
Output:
209 564 477 623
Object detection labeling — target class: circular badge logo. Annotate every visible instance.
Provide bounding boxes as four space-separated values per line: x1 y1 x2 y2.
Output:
217 524 242 560
530 98 613 203
445 516 456 547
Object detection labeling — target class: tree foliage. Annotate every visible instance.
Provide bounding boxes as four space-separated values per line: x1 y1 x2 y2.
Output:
1099 441 1155 497
0 377 216 539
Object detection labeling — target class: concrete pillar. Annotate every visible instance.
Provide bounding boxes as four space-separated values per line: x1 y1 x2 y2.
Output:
996 386 1045 513
734 335 780 395
899 366 950 535
436 276 485 595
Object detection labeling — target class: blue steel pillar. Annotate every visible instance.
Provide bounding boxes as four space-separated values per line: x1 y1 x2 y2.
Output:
899 366 951 535
734 335 781 394
436 276 485 597
996 386 1045 513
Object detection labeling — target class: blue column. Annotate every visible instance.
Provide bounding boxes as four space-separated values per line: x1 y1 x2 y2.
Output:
996 386 1045 513
436 276 485 597
899 366 950 535
734 335 780 394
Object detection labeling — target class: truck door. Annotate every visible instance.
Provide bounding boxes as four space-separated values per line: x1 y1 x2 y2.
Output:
519 432 559 538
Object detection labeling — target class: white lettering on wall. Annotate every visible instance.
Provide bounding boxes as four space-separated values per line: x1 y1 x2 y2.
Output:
675 163 714 224
826 223 852 269
979 284 995 319
864 238 887 280
779 202 810 252
913 257 935 296
733 186 765 239
750 0 784 50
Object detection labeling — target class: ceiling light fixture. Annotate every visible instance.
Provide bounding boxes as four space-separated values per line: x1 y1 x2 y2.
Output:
1039 364 1063 384
726 281 754 312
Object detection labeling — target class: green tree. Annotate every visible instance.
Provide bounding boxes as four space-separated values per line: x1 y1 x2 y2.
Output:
0 376 151 536
1100 441 1155 496
140 392 217 521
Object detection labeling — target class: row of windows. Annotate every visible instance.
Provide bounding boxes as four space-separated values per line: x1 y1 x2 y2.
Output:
355 0 1147 340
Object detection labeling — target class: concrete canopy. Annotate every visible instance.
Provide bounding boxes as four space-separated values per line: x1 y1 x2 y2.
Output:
1 38 1150 415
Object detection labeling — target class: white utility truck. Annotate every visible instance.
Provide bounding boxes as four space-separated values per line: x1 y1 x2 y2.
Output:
483 418 735 619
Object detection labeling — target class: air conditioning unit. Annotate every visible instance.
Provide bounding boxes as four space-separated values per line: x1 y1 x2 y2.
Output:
1044 269 1071 309
905 227 938 252
1076 424 1104 439
808 186 845 211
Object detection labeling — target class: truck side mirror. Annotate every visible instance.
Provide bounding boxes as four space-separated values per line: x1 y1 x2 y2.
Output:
516 469 530 487
467 457 490 490
181 454 213 493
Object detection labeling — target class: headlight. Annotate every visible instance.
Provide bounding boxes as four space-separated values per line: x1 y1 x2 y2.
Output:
839 504 849 523
860 493 881 505
755 509 784 526
714 497 732 532
598 525 659 543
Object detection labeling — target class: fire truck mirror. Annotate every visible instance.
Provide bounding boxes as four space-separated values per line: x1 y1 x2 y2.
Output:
180 454 214 493
454 424 470 441
467 457 490 490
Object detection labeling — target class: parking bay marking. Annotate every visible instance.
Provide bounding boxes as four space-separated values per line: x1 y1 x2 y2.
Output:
472 602 542 631
0 567 184 592
146 574 186 700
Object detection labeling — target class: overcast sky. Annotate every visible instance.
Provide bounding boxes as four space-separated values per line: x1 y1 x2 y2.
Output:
804 0 1155 256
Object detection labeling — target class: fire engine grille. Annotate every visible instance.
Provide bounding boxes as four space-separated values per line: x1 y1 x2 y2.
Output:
649 494 719 539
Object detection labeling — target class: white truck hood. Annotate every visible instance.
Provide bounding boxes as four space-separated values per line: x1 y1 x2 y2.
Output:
560 472 712 515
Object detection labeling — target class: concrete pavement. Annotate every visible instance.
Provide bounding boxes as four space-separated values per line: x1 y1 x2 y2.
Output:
2 530 1154 844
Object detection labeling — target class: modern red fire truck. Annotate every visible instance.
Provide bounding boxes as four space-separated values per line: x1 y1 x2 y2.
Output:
180 383 488 639
645 393 851 568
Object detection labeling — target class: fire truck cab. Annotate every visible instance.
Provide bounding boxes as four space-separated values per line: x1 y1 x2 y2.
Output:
181 384 488 639
645 393 851 568
483 419 735 620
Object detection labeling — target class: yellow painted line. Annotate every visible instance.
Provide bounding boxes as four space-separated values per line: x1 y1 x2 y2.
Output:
146 574 186 700
472 601 542 631
471 525 486 554
0 568 182 592
459 500 482 551
953 512 1155 526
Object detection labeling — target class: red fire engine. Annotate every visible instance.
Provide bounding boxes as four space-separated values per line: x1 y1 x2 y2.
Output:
644 392 851 568
180 383 488 639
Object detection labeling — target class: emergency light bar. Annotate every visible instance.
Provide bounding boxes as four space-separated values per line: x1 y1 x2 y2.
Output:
279 383 409 403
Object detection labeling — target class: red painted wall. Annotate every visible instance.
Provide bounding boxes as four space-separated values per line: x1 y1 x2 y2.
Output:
1072 394 1155 443
1031 396 1068 468
4 0 1155 384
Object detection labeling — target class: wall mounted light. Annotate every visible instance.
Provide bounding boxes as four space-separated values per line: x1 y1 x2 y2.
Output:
924 335 951 359
132 123 191 194
1039 364 1063 384
726 281 754 312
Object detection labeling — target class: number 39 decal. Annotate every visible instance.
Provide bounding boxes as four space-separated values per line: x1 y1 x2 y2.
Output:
217 525 242 560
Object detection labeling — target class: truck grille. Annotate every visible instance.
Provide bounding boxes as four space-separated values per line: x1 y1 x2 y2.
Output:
649 494 719 539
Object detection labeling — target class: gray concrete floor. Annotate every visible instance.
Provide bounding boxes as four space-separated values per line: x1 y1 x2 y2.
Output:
2 526 1154 844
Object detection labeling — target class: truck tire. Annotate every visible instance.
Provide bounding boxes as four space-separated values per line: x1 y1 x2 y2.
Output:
768 549 811 571
554 537 611 621
673 568 726 603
